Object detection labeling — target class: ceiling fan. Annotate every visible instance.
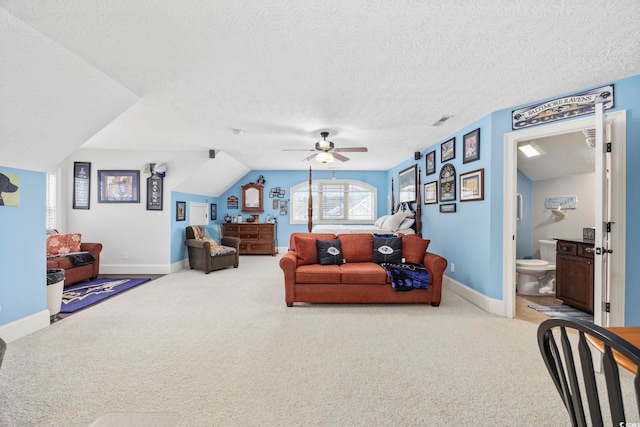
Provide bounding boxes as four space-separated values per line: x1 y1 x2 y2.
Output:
283 131 368 163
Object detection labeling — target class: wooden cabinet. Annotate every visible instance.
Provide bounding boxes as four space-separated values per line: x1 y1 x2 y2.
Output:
222 223 277 256
555 239 594 314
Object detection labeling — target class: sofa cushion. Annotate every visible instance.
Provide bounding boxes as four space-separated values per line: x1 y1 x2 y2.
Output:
289 233 336 251
373 235 402 264
338 234 373 263
400 234 431 264
339 263 389 284
293 235 320 266
317 239 344 265
295 264 341 284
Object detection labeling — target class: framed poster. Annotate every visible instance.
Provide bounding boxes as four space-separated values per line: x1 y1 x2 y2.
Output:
425 150 436 175
424 181 438 205
463 128 480 163
227 195 238 209
176 201 186 221
439 163 456 202
98 170 140 203
398 165 417 203
146 177 163 210
460 168 484 202
73 161 91 209
441 138 455 162
210 203 217 221
440 203 456 213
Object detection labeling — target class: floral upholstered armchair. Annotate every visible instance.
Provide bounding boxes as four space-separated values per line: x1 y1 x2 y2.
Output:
184 225 240 274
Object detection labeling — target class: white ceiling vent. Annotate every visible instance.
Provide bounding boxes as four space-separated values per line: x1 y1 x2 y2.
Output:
432 115 453 126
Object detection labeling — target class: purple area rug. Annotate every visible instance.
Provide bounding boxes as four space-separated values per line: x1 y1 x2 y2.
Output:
60 278 150 313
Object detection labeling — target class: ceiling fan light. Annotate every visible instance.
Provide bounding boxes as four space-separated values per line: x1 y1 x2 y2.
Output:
316 152 334 163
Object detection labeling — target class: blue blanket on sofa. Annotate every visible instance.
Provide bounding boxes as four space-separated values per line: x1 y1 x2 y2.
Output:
381 262 430 291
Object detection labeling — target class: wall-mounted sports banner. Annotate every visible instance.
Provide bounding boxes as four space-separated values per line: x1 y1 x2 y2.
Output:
512 84 614 130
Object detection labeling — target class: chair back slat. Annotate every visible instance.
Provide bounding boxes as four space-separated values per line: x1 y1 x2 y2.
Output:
537 318 640 427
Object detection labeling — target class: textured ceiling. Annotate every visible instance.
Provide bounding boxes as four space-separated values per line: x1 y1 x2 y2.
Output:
2 0 640 173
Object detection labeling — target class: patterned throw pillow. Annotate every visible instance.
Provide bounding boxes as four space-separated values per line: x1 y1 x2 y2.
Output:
316 239 345 265
46 233 70 256
373 236 402 264
67 233 82 253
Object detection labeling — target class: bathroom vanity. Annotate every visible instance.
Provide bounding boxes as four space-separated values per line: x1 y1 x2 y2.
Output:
555 238 595 314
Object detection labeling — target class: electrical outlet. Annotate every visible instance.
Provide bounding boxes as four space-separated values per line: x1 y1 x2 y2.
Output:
451 263 455 272
123 252 129 260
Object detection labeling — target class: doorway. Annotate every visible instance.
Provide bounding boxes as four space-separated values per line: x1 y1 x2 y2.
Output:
503 111 627 325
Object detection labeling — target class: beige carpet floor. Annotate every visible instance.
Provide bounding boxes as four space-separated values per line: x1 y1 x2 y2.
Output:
0 254 636 426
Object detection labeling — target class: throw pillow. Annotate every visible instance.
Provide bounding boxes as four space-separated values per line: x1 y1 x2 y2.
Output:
293 235 319 266
397 218 415 231
338 234 373 263
381 211 408 232
46 233 70 256
316 239 345 265
400 234 430 264
373 236 402 264
67 233 82 253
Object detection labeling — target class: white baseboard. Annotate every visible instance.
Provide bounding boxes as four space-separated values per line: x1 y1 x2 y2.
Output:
100 264 173 275
0 310 50 343
444 275 505 317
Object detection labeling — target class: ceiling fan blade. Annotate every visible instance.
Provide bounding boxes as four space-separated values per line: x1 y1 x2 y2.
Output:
333 153 350 162
283 148 317 152
303 153 319 161
334 147 368 153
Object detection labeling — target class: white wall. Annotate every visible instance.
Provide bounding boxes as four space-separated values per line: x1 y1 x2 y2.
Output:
531 172 595 257
61 148 214 274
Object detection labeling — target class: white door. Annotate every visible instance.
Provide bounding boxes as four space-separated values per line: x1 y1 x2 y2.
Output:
503 110 626 321
189 202 208 225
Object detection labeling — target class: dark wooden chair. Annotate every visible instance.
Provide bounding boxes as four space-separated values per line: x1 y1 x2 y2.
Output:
537 317 640 426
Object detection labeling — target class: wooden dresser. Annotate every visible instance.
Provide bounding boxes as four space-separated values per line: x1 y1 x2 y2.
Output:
221 223 277 256
555 238 595 314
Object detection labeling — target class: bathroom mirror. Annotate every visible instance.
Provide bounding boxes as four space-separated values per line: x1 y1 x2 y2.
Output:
241 183 263 212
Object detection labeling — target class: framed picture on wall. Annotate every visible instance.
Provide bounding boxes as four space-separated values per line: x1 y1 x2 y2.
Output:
424 181 438 204
210 203 217 221
146 177 163 210
463 128 480 163
398 165 417 203
73 161 91 209
460 168 484 202
425 150 436 175
176 201 186 221
441 138 455 162
97 170 140 203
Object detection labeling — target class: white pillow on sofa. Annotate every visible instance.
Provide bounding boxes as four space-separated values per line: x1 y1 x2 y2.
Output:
382 211 408 232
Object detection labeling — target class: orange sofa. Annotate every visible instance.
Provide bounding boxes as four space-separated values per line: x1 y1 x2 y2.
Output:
46 232 102 286
279 233 447 307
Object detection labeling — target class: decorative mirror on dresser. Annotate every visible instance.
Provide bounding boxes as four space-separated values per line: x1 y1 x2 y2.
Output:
241 183 263 212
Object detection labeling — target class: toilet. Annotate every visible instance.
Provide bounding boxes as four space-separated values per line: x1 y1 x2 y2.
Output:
516 239 557 296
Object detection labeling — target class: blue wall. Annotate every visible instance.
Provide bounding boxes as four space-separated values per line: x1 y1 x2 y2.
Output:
0 167 46 325
214 169 389 247
170 191 219 264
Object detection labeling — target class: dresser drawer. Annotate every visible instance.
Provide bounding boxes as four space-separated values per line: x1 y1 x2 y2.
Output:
557 242 577 256
239 224 260 232
241 233 259 240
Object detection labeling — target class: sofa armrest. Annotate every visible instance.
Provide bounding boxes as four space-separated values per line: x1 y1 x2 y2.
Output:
423 252 448 303
185 239 210 251
221 236 240 250
79 242 102 280
279 251 298 306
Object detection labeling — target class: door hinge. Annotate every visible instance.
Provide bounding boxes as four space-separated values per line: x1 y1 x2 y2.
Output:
595 247 613 255
606 142 612 152
606 222 614 232
603 302 611 313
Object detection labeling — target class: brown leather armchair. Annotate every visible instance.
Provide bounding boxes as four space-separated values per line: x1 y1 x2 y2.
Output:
184 225 240 274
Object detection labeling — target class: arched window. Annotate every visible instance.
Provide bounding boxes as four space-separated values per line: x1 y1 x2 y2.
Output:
290 179 377 224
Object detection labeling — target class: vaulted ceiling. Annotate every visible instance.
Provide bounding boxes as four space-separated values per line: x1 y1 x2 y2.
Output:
2 1 639 178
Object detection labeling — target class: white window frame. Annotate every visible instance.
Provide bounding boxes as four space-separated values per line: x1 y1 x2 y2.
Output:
290 179 377 225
